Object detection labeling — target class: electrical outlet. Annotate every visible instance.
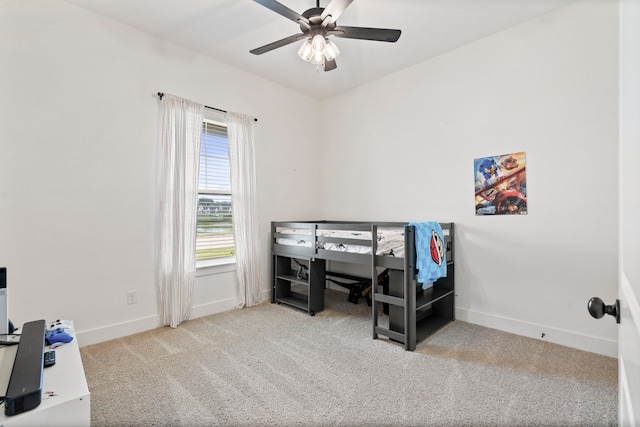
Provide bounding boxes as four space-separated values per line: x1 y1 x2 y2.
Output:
127 290 137 305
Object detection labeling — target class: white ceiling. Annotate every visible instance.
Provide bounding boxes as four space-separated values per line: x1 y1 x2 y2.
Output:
64 0 578 100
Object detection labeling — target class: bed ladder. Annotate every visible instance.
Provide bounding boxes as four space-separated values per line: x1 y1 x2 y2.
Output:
371 225 417 351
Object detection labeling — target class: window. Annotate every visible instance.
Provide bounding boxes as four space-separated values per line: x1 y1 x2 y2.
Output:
196 111 234 261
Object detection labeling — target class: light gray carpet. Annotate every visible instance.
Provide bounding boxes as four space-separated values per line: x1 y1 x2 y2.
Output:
80 290 617 426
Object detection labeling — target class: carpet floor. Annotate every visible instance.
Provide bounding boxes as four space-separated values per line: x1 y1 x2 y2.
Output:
80 290 617 426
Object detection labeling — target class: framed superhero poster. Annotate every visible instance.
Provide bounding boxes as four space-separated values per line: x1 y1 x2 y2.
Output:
474 151 527 215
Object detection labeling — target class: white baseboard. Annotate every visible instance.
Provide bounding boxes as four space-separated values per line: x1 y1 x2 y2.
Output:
75 298 238 347
456 307 617 358
191 297 237 319
76 315 159 347
76 292 272 348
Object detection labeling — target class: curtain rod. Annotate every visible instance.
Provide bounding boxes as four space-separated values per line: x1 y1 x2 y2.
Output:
157 92 257 122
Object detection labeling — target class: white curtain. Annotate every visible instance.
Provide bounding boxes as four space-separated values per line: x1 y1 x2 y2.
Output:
227 112 261 308
157 94 204 327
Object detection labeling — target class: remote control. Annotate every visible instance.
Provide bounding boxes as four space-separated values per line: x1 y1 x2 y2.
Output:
44 350 56 368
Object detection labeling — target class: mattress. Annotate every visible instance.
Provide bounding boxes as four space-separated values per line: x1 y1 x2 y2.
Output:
275 227 405 257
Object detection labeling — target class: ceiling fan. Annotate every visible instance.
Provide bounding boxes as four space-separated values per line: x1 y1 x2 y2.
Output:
250 0 401 72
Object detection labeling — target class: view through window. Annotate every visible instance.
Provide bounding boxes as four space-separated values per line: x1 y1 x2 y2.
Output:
197 118 234 260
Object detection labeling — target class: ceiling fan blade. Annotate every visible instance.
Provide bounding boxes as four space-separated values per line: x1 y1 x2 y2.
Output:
331 26 401 42
253 0 310 28
320 0 353 25
324 58 337 72
250 33 307 55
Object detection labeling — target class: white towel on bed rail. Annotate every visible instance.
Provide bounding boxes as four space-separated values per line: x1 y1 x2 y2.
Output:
409 222 446 287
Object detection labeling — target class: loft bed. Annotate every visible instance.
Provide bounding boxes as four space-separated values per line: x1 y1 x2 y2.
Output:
271 221 455 351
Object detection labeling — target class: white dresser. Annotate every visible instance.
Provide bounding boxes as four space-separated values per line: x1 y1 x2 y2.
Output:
0 322 90 427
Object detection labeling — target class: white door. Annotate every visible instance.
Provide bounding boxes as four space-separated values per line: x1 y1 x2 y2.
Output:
618 0 640 425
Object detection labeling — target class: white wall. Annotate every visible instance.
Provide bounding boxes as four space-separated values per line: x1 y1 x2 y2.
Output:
319 0 619 357
0 0 322 345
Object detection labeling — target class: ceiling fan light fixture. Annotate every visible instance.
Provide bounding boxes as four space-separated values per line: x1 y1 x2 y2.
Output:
324 39 340 61
297 39 313 62
310 49 325 65
311 34 326 52
298 35 339 65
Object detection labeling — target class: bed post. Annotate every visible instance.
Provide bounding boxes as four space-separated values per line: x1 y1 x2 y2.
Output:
405 225 416 351
271 222 276 304
371 224 379 340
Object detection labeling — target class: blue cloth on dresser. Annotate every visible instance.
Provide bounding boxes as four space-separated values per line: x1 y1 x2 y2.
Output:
409 222 447 287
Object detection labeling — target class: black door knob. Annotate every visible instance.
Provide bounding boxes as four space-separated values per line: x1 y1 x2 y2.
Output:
588 297 620 324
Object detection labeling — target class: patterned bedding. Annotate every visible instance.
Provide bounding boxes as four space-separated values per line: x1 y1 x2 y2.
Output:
275 227 405 257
